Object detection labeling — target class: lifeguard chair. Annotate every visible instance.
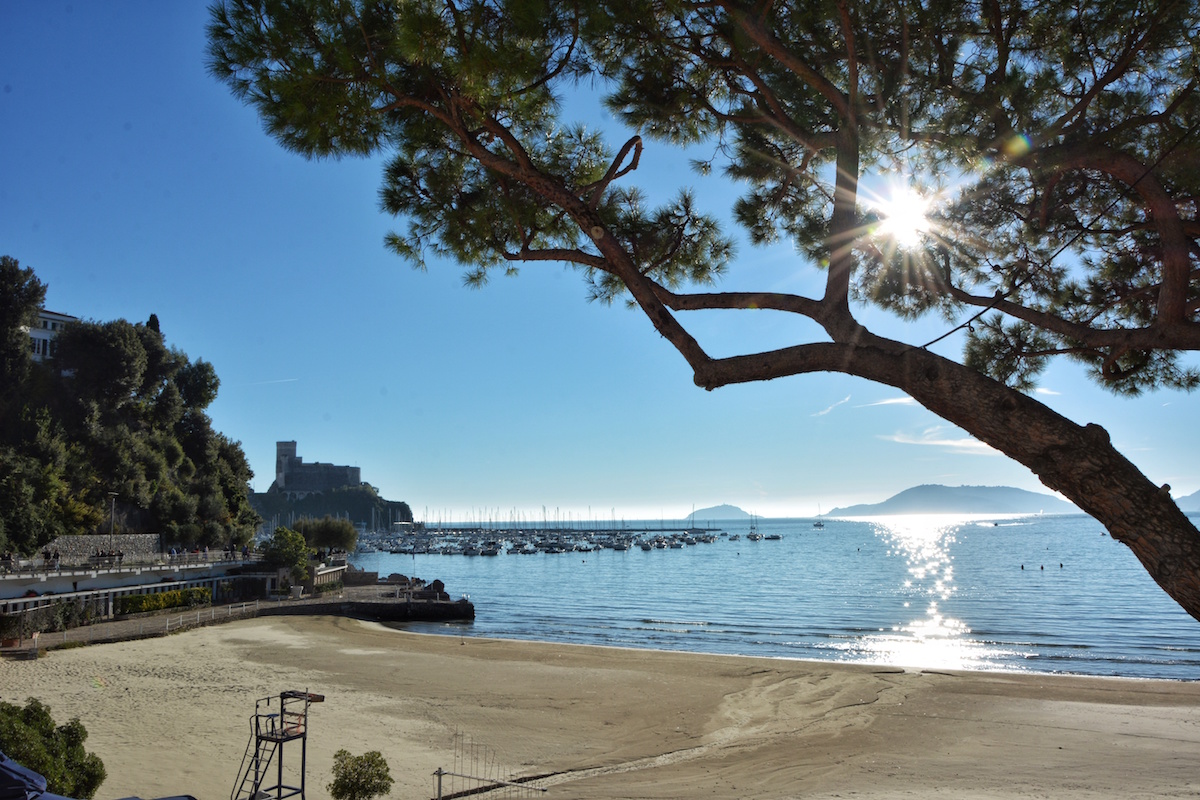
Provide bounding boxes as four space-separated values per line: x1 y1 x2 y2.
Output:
232 690 324 800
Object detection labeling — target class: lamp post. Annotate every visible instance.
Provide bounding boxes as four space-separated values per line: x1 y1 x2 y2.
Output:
108 492 118 552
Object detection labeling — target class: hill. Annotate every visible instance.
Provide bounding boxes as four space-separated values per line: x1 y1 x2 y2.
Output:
829 485 1077 516
690 504 751 521
1177 489 1200 512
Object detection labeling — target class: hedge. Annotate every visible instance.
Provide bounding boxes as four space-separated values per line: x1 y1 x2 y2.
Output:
116 587 211 615
0 599 96 638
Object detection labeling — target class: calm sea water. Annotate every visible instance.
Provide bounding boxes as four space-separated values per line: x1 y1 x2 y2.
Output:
349 514 1200 681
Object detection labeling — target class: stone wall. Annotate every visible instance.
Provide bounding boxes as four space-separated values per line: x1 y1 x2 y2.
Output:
343 565 378 586
43 533 161 564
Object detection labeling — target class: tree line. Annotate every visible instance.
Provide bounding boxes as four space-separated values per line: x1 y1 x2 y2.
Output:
0 256 260 555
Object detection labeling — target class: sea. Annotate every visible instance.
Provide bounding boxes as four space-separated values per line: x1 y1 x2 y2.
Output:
348 513 1200 681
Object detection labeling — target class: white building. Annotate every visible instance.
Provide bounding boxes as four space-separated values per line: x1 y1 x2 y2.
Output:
28 309 78 362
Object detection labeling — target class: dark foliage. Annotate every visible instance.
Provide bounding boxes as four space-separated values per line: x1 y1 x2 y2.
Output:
0 698 107 799
0 259 260 555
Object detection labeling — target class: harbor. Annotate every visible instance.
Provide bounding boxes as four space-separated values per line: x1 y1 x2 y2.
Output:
356 523 731 556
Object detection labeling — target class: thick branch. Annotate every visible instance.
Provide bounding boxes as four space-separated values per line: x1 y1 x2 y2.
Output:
581 136 643 210
1042 144 1192 325
654 287 826 319
945 283 1200 350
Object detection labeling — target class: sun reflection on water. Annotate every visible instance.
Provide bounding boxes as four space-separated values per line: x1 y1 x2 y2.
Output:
841 515 1013 671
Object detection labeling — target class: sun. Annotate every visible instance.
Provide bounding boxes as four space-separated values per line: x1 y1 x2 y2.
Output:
871 182 933 249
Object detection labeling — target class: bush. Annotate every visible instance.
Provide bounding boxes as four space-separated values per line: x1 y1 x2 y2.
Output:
328 749 393 800
116 587 211 615
0 598 96 638
0 698 106 799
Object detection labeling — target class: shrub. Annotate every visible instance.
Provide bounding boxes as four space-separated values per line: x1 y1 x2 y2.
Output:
116 587 211 615
328 749 393 800
0 598 97 638
0 698 106 799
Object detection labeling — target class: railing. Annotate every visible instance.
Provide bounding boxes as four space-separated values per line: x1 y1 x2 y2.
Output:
19 601 263 648
0 551 264 576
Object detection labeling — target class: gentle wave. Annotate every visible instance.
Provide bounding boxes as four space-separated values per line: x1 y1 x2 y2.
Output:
356 515 1200 680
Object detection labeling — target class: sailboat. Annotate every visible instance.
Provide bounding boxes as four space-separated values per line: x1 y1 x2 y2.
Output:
746 513 763 541
813 503 825 530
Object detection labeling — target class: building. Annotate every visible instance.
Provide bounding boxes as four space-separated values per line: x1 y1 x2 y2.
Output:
27 309 78 362
268 441 362 500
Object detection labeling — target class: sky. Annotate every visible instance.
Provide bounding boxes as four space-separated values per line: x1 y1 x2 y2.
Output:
3 2 1197 522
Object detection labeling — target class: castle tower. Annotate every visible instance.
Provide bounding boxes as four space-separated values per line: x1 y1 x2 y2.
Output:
275 441 297 490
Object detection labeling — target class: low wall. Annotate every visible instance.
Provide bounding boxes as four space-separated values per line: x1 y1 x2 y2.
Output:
343 566 378 586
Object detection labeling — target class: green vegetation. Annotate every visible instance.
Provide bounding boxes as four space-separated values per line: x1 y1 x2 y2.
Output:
0 598 96 638
294 515 358 552
115 587 212 615
0 257 260 556
206 0 1200 621
328 749 393 800
262 526 312 584
251 484 411 533
0 698 107 799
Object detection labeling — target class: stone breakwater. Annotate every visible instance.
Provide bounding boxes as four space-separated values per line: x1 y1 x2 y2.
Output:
257 595 476 623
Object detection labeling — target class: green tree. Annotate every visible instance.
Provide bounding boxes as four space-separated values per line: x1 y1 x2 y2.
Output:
207 1 1200 620
175 358 220 411
262 525 312 583
53 320 149 412
294 515 358 552
0 256 46 404
328 749 393 800
0 261 259 554
0 698 107 799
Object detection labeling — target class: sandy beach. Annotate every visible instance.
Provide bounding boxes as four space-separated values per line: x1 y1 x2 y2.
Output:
2 615 1198 800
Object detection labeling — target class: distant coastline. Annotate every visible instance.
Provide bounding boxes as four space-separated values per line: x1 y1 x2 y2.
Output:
692 485 1080 520
828 484 1078 516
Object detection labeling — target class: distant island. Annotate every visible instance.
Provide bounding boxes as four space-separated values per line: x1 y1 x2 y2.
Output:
829 485 1078 516
690 504 752 522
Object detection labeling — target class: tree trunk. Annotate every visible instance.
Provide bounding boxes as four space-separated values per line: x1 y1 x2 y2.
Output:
846 334 1200 623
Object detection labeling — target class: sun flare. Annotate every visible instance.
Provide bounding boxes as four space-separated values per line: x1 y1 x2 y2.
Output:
872 183 933 249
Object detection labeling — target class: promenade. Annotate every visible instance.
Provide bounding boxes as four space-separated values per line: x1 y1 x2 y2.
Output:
0 584 474 657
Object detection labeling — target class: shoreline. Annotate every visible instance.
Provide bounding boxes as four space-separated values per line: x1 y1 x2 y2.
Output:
385 620 1200 685
2 615 1199 800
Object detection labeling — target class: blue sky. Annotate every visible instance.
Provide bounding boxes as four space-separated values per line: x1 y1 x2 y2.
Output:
3 2 1196 521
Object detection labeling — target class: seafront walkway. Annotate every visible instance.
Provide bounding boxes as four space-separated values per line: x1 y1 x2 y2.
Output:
0 585 473 658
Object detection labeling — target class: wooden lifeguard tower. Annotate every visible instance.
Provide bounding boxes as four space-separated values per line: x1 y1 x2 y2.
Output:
232 690 324 800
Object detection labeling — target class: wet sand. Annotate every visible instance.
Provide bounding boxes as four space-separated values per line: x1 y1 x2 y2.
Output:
2 615 1198 800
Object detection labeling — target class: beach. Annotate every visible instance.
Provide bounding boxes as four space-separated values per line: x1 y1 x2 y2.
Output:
2 615 1199 800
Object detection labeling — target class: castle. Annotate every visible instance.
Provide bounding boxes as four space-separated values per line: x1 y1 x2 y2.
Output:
268 441 362 500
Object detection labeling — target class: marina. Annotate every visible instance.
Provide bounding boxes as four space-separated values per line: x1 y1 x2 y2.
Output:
356 524 727 556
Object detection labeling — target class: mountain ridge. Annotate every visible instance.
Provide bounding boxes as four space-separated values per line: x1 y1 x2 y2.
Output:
1176 488 1200 512
828 484 1077 516
691 484 1200 519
